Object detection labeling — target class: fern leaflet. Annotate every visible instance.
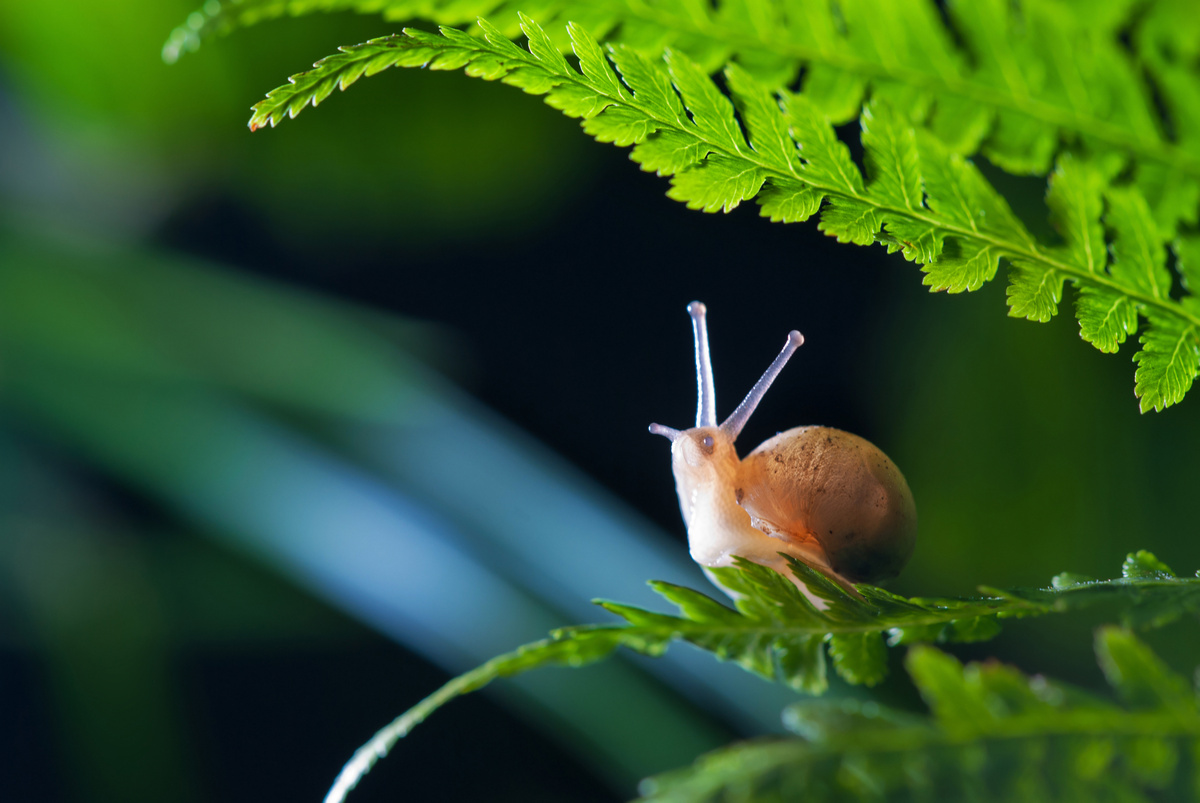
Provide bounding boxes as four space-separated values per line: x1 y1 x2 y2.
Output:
639 627 1200 801
244 18 1200 409
322 551 1200 802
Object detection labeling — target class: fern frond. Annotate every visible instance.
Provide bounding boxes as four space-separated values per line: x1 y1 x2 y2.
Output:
323 551 1200 801
638 627 1200 802
246 18 1200 409
170 0 1200 219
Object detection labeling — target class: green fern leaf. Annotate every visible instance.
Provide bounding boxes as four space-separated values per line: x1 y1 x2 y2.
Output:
1137 162 1200 241
664 49 744 152
1046 156 1155 352
518 12 570 75
781 92 862 196
1133 313 1200 412
915 129 1033 248
1047 155 1108 275
756 179 822 224
1006 260 1063 323
861 102 923 213
921 239 1000 294
320 550 1200 800
801 63 866 126
826 632 888 687
1075 285 1138 353
169 0 1200 211
1122 549 1177 580
815 198 880 246
1096 626 1194 711
724 63 798 170
906 643 1005 731
566 20 620 93
666 154 765 213
631 128 707 175
909 129 1033 295
638 628 1200 802
607 45 686 126
242 18 1200 409
1106 186 1173 301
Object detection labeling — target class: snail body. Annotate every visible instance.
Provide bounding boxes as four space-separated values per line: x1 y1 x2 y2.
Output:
649 302 916 600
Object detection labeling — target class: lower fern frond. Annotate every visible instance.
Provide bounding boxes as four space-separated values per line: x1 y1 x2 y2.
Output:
322 551 1199 802
639 627 1200 802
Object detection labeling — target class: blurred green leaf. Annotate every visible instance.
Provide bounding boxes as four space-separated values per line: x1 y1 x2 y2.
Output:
638 629 1200 802
1095 626 1195 712
826 632 888 687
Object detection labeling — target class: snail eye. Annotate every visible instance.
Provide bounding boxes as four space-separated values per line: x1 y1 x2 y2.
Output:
701 435 715 451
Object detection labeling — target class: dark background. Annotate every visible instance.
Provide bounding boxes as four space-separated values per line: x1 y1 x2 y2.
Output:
2 4 1199 802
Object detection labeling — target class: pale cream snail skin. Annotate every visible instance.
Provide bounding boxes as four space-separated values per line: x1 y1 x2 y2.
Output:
649 302 917 607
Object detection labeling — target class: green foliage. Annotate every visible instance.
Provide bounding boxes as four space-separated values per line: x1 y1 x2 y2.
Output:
638 627 1200 802
157 5 1200 799
322 551 1200 801
169 0 1200 233
230 14 1200 410
164 0 1193 188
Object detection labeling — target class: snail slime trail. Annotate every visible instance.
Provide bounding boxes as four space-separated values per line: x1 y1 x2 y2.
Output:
649 302 917 609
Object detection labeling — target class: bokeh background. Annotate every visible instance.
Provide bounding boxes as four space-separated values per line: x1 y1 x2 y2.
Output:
2 3 1199 801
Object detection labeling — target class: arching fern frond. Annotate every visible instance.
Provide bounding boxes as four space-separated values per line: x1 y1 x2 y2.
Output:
246 17 1200 409
321 551 1200 802
638 627 1200 802
169 0 1200 234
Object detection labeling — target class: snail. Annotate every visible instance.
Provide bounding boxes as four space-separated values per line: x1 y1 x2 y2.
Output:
649 302 916 603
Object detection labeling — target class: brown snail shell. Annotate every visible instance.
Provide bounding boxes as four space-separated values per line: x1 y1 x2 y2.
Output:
739 426 916 584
